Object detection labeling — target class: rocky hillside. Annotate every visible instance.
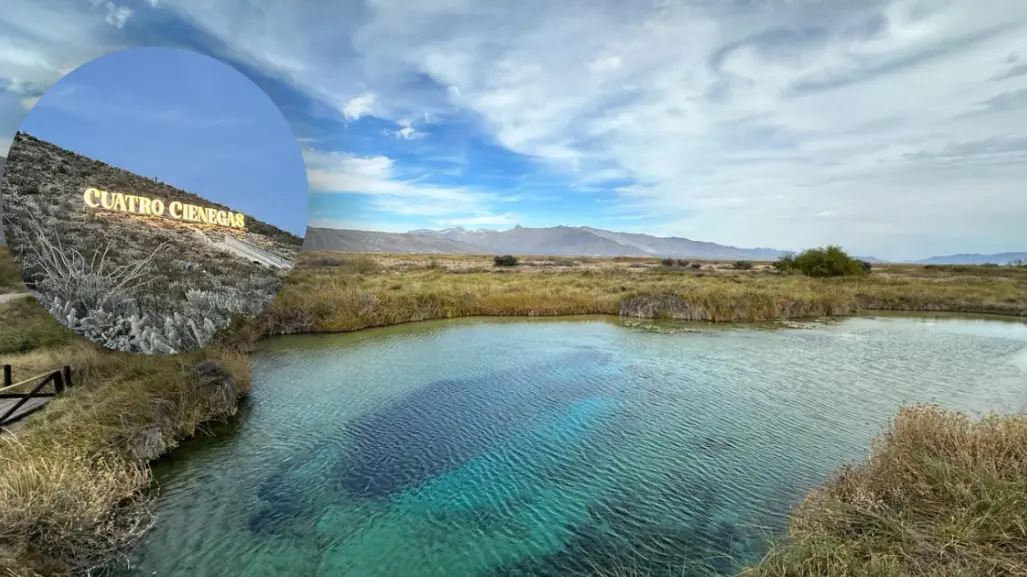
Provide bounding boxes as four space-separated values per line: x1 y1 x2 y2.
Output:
0 132 303 353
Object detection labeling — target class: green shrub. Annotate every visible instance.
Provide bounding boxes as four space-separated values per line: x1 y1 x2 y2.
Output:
733 260 754 270
675 259 689 267
660 258 675 267
775 246 865 278
493 255 519 267
773 254 796 272
859 259 872 274
690 262 702 270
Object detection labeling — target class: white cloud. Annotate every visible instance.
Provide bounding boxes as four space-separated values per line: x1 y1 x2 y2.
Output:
303 149 494 217
6 0 1027 258
342 92 376 120
393 118 423 140
19 96 38 109
103 3 134 29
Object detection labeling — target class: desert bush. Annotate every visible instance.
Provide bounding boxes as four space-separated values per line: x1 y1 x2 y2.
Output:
660 258 675 267
690 262 702 270
859 259 872 274
1009 258 1027 268
675 259 689 267
733 260 754 270
775 246 865 278
308 255 344 267
494 255 519 267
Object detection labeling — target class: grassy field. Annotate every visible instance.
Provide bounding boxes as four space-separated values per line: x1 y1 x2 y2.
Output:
254 251 1027 338
1 247 1026 576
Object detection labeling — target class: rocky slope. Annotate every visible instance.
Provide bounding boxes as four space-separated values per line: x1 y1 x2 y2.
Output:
1 132 303 353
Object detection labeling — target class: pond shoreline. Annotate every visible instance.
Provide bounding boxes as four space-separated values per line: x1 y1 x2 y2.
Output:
3 296 1026 576
135 312 1027 577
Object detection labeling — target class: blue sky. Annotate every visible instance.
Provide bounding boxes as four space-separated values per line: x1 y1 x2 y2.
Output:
15 46 308 236
1 0 1027 260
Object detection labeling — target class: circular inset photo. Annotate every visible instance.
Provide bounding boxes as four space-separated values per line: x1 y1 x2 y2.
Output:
0 47 308 354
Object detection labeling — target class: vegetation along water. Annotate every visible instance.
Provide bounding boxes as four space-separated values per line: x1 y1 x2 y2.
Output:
1 247 1026 576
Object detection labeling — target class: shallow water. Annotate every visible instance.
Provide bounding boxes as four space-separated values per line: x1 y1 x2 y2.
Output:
122 315 1027 577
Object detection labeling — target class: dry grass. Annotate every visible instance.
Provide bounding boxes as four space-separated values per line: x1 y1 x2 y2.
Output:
742 405 1027 577
251 252 1027 338
0 300 251 576
1 248 1026 575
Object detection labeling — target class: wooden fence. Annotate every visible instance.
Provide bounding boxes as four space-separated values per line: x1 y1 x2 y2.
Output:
0 365 72 428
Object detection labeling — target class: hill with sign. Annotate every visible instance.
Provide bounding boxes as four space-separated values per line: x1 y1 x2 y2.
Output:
0 132 303 354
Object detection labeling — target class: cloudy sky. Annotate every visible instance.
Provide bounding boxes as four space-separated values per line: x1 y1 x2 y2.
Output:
1 0 1026 260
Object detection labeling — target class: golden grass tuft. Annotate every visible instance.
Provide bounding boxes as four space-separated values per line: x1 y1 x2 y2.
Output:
0 300 251 576
743 405 1027 577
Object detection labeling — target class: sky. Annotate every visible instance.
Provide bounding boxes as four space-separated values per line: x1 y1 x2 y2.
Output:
1 0 1026 260
12 46 309 236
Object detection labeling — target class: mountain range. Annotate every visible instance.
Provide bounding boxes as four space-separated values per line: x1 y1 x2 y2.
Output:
303 225 1023 264
919 252 1027 265
304 225 785 261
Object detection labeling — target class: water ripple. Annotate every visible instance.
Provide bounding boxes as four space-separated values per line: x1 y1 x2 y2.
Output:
123 316 1027 577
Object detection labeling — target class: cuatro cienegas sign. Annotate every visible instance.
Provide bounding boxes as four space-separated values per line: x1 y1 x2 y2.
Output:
83 187 246 229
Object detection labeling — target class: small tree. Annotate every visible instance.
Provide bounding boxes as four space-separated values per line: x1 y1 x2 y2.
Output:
660 258 675 267
493 255 519 267
676 259 689 267
690 262 702 270
859 260 872 274
732 260 754 270
777 246 865 277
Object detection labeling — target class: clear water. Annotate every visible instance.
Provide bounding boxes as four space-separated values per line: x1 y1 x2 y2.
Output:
122 315 1027 577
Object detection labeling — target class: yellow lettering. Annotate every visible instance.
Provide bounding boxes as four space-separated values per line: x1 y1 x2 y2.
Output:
83 188 100 208
81 189 246 229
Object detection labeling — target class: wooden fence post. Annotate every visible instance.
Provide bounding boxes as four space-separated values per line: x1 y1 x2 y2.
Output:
2 365 10 389
62 366 72 389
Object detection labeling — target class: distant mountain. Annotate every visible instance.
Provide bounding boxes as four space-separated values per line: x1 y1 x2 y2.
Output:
309 224 785 260
304 227 483 254
405 225 786 260
919 252 1027 265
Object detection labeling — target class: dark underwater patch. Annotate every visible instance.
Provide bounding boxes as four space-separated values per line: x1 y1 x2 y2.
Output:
336 349 614 499
245 349 616 535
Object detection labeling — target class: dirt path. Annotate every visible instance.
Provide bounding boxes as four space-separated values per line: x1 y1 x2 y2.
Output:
0 292 30 304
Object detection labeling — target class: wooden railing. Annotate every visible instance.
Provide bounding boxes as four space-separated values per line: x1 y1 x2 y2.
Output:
0 365 72 428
